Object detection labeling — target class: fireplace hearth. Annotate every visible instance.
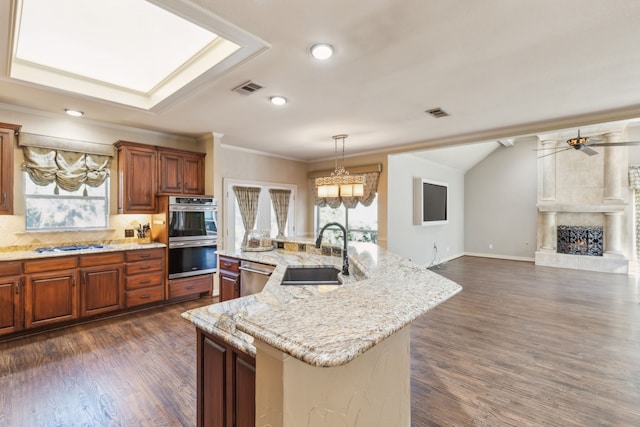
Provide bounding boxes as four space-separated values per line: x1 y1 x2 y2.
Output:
557 225 603 256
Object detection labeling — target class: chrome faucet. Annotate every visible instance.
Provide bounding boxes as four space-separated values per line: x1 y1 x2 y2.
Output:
315 222 349 275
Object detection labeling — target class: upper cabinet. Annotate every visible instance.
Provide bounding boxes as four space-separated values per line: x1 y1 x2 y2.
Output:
114 141 158 214
0 122 21 215
115 141 206 214
157 147 205 195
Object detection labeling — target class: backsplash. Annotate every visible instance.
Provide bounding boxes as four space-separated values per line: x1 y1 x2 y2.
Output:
0 214 154 252
271 238 344 258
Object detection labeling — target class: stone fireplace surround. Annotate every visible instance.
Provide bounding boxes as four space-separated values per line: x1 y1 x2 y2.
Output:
534 125 630 274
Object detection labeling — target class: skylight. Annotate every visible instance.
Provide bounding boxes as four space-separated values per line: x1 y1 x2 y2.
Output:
9 0 269 110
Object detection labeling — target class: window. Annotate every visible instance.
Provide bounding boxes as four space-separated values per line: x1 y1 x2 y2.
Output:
224 179 296 250
315 198 378 245
24 174 109 230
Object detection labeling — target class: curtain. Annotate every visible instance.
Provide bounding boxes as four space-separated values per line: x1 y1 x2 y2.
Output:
233 186 261 247
629 166 640 254
269 189 291 238
314 171 380 208
22 147 112 193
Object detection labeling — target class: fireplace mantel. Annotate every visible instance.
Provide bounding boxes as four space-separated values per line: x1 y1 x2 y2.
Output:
537 203 626 213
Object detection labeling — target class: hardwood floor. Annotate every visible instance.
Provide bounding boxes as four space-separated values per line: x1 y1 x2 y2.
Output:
1 257 639 426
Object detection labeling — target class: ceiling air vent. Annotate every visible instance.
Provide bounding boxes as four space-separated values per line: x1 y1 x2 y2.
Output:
425 107 449 118
232 81 263 95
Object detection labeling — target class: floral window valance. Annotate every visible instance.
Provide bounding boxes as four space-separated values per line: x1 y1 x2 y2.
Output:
629 165 640 189
314 171 380 208
22 146 112 194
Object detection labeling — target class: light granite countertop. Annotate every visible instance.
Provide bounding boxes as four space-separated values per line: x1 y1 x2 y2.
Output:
0 242 166 262
182 242 462 368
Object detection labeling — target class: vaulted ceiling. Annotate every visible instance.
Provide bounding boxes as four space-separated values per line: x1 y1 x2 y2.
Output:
1 0 640 161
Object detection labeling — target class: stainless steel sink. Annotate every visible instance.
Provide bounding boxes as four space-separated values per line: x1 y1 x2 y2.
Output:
281 267 341 285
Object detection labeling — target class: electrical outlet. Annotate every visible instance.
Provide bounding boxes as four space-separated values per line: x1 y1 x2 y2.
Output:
125 229 134 237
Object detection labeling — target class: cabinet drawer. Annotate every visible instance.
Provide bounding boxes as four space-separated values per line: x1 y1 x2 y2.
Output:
24 256 78 273
126 271 163 291
169 274 212 299
80 251 125 267
125 248 164 262
125 258 163 275
219 256 240 273
0 261 22 276
125 286 163 308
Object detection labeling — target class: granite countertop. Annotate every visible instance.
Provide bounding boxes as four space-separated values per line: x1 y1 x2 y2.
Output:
182 242 462 368
0 242 166 261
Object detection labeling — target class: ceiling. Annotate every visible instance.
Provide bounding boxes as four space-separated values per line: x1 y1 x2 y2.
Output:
2 0 640 162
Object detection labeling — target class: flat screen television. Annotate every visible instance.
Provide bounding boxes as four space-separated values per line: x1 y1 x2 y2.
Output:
413 178 448 226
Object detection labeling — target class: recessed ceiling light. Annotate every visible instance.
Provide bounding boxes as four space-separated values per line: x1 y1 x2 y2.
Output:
310 43 334 60
65 109 84 117
270 96 287 106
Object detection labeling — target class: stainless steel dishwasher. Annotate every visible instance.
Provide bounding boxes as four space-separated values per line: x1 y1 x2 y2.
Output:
239 260 275 296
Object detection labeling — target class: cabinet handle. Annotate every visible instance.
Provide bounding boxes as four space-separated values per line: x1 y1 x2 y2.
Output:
223 262 232 267
140 254 151 258
72 277 76 287
16 277 24 294
1 192 5 204
140 279 151 284
186 285 195 290
139 294 151 300
140 265 151 270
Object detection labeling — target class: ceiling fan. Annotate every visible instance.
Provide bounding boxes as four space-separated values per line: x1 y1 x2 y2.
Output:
537 130 640 158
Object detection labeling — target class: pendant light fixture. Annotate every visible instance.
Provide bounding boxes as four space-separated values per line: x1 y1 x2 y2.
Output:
315 134 364 198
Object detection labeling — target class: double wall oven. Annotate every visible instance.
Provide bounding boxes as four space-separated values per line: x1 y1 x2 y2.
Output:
168 196 218 279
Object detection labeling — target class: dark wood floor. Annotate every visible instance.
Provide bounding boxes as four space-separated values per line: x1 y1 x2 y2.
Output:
1 257 639 426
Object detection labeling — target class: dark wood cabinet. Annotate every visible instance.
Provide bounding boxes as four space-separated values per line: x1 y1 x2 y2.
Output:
158 147 205 195
168 274 212 300
197 328 255 427
0 123 20 215
124 248 165 308
24 260 79 329
0 275 23 336
114 141 157 214
79 252 125 317
218 256 240 302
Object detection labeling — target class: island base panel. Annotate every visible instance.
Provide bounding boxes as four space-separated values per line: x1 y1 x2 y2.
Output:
254 326 411 427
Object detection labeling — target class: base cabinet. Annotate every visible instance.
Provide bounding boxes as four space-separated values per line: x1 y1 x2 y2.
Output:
218 256 241 302
0 276 23 336
24 269 79 329
197 328 255 427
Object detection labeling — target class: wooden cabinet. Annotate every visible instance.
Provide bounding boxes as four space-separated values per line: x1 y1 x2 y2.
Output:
124 248 165 308
114 141 157 214
158 147 205 195
0 261 23 336
168 274 212 300
79 252 125 317
218 256 240 302
197 328 255 427
0 122 20 215
23 256 79 329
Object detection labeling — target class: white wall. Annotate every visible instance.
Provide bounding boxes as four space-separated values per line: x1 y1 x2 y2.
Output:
387 153 464 266
464 137 538 260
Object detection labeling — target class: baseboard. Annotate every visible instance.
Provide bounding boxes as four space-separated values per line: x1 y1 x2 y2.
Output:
464 252 535 262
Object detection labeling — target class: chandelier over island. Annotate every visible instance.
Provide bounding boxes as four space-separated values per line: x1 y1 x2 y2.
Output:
315 134 365 198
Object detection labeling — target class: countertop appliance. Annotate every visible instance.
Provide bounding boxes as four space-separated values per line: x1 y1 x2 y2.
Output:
239 260 275 296
168 196 218 279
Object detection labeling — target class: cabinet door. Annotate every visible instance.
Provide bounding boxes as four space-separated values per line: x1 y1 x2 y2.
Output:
25 269 79 329
182 154 205 195
0 126 17 215
199 333 228 427
80 264 124 317
0 276 23 335
116 142 157 213
158 151 183 194
219 271 240 302
234 355 256 427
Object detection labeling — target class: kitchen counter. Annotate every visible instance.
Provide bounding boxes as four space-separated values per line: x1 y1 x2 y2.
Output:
182 242 461 368
0 242 166 262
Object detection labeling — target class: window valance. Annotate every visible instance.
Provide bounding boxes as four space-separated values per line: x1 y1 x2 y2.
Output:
18 132 115 156
629 165 640 190
22 146 112 193
313 170 381 208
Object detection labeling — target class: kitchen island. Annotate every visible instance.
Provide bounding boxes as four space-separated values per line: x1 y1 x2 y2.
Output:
182 242 461 427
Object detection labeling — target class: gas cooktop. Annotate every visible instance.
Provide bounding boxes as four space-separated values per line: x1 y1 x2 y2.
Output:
34 244 108 254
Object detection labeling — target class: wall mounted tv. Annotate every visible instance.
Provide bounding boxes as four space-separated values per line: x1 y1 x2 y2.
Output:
413 178 448 226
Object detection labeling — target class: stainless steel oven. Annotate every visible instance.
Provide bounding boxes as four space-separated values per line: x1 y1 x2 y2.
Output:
168 196 218 279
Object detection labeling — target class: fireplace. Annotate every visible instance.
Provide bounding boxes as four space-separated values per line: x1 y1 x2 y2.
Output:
557 225 603 256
